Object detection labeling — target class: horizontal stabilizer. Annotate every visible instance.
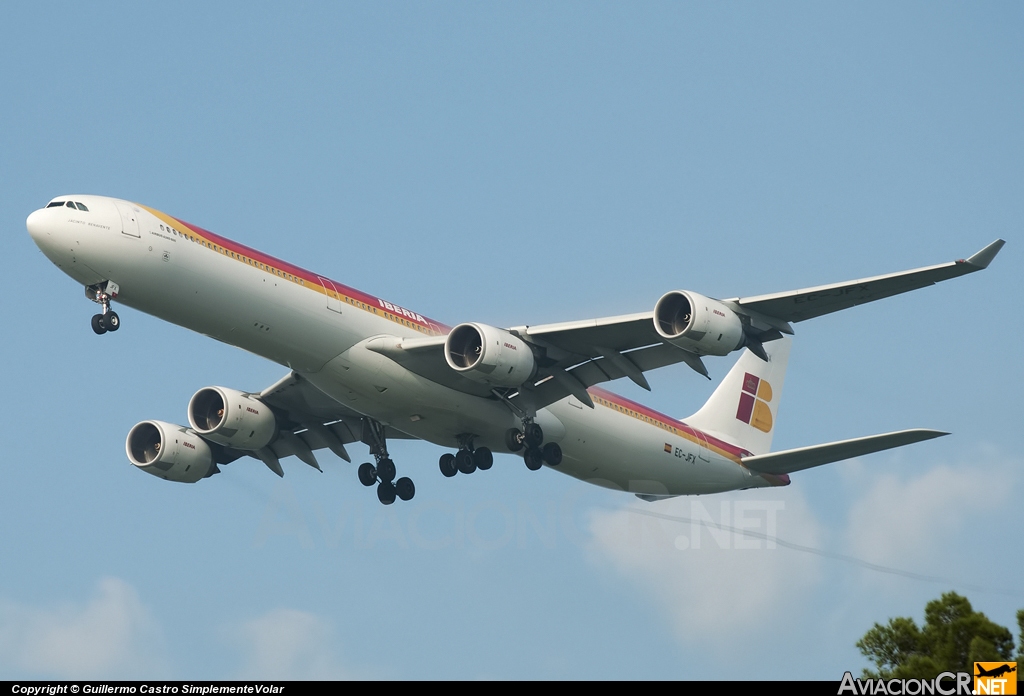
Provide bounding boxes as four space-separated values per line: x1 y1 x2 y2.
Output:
742 429 948 475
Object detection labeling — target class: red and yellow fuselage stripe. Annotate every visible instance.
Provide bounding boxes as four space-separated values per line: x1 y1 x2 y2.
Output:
588 385 750 463
587 386 791 485
140 205 451 337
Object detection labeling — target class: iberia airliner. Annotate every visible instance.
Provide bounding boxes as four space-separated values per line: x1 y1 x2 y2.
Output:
26 196 1004 504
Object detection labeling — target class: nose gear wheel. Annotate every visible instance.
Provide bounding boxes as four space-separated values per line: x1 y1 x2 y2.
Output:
87 282 120 335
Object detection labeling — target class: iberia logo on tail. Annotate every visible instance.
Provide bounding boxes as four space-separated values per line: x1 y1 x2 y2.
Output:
736 372 773 433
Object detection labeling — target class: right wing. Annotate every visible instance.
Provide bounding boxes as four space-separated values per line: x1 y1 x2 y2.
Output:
727 239 1004 323
365 240 1004 415
366 321 703 409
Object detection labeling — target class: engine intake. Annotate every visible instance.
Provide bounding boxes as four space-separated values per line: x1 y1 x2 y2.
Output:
126 420 214 483
653 290 745 356
188 387 277 451
445 323 536 388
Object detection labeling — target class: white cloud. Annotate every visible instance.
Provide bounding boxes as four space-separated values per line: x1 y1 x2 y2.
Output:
231 609 355 680
0 577 168 678
585 448 1021 672
587 487 823 644
844 452 1017 569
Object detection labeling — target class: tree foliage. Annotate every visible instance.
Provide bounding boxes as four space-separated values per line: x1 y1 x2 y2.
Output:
857 592 1017 679
1017 609 1024 663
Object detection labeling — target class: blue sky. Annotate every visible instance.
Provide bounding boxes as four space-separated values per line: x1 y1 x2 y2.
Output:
1 2 1021 680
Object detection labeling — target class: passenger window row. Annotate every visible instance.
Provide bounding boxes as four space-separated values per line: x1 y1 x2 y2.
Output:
156 222 307 286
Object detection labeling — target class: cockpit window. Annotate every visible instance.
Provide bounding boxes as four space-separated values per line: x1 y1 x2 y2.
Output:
47 200 89 211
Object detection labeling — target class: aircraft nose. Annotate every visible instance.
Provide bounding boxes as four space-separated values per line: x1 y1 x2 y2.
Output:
26 208 47 244
26 207 71 262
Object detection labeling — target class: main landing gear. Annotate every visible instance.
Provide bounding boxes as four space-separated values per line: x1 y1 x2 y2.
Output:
438 436 493 478
505 420 561 471
357 418 414 505
87 282 120 335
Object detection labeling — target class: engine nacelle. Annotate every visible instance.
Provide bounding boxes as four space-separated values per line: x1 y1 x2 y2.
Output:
653 290 745 356
445 323 536 388
126 420 215 483
187 386 277 450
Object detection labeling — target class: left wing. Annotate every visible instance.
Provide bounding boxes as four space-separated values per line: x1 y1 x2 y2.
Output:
215 372 416 476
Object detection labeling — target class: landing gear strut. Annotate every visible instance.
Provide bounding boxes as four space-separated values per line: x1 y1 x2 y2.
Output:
87 282 120 335
490 390 561 472
506 420 561 471
357 418 414 505
438 435 492 478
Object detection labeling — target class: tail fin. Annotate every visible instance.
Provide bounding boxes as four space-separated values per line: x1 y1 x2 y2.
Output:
683 338 791 455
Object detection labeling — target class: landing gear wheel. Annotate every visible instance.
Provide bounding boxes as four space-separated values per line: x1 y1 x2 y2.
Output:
473 446 493 471
91 314 107 335
102 311 120 332
542 442 562 466
455 449 476 475
377 457 396 483
439 453 457 478
524 423 544 448
396 477 415 501
505 428 524 452
377 481 396 505
524 447 543 471
358 462 377 487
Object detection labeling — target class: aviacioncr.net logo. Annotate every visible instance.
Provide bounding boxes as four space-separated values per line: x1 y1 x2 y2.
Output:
974 662 1017 695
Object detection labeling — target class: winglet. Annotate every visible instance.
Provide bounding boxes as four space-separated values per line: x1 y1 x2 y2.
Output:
965 239 1005 269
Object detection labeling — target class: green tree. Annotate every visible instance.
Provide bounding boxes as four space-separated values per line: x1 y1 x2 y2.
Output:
857 592 1017 679
1017 609 1024 663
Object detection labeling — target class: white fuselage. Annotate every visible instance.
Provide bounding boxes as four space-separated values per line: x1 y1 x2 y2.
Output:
27 195 782 496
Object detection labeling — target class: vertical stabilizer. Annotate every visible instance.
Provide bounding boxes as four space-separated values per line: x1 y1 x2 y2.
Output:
683 338 791 455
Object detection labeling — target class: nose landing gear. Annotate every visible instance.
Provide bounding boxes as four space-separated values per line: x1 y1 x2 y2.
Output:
87 282 120 335
91 312 120 334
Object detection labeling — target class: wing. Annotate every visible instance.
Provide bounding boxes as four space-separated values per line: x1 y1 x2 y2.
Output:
368 240 1004 414
367 315 707 412
214 372 416 476
504 317 700 410
728 239 1004 323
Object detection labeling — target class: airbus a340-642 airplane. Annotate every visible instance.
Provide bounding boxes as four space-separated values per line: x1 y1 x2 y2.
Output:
27 195 1004 504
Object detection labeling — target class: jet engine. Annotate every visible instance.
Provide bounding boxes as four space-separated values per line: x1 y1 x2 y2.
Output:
126 420 215 483
444 322 537 388
653 290 745 356
187 386 277 450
